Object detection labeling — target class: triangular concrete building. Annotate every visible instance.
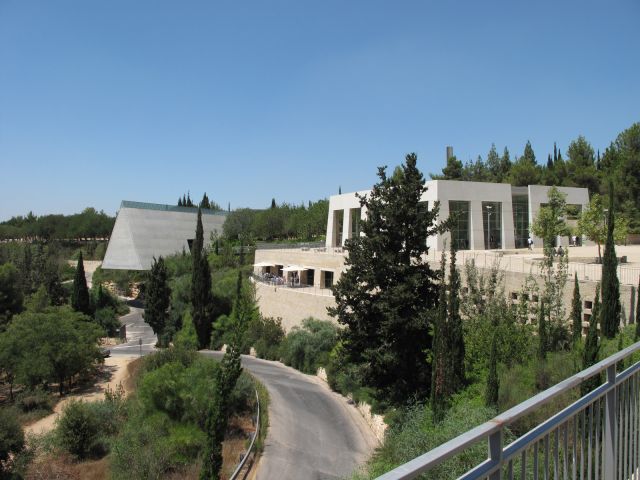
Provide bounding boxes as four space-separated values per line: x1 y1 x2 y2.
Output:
102 201 227 270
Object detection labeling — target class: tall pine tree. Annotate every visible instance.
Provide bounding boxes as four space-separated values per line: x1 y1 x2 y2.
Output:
329 153 444 405
570 273 582 342
485 321 499 408
537 301 548 360
582 285 600 395
191 208 215 349
71 252 91 315
430 250 450 421
145 256 171 347
601 184 621 338
448 243 465 391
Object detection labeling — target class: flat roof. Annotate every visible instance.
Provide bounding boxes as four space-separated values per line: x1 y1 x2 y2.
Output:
120 200 229 216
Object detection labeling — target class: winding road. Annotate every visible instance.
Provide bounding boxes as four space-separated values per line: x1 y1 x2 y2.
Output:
204 352 378 480
110 306 158 356
109 308 377 478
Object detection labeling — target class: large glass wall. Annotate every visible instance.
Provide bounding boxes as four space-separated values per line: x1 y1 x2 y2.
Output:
512 195 529 248
350 208 361 239
482 202 502 249
449 201 470 250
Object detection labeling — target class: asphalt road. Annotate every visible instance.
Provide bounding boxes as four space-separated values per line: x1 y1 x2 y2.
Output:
110 306 158 356
203 351 378 480
110 307 377 478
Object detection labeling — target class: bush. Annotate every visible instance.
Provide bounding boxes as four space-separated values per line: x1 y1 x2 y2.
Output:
228 372 255 416
244 316 285 360
173 311 198 351
0 407 25 468
280 318 338 374
140 347 198 376
15 387 54 413
110 411 177 480
55 400 102 459
499 350 580 435
355 398 499 479
94 307 120 336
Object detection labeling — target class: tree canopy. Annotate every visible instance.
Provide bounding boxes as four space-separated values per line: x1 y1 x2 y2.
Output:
329 153 445 406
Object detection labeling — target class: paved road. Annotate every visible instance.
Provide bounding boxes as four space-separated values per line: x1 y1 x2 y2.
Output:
110 306 158 356
110 307 377 478
203 351 378 480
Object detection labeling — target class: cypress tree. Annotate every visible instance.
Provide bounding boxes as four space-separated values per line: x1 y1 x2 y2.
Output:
71 252 91 315
178 197 183 207
571 273 582 342
146 256 171 347
485 326 499 408
582 285 600 395
201 192 210 209
553 142 558 163
329 153 439 405
431 250 449 422
191 208 214 349
601 184 621 339
635 279 640 340
270 198 276 209
182 194 187 207
448 243 465 391
537 301 548 360
547 154 553 169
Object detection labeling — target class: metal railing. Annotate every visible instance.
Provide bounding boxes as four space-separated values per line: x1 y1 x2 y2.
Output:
377 341 640 480
250 275 334 297
229 389 260 480
255 241 325 250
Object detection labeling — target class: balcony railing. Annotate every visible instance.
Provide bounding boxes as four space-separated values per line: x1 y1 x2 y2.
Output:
377 341 640 480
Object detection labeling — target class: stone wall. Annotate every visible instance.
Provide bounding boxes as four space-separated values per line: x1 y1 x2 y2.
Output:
254 281 337 331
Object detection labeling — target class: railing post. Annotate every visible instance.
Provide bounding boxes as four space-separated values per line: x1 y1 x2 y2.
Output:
604 364 617 479
489 430 502 480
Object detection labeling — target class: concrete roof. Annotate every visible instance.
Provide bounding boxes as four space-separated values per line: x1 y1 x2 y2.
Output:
102 201 227 270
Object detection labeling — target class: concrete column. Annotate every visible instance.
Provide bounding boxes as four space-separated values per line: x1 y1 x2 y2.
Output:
341 209 350 247
470 201 485 250
325 209 335 248
502 202 516 249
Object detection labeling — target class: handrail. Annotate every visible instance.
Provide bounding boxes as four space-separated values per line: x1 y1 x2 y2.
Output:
229 389 260 480
376 340 640 480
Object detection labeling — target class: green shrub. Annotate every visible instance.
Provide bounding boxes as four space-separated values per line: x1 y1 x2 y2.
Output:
16 387 54 413
498 350 580 435
110 411 176 480
355 398 498 479
244 316 285 360
140 347 198 376
94 307 120 336
55 400 102 459
228 372 255 416
138 362 188 420
0 407 25 468
173 311 198 351
280 318 338 374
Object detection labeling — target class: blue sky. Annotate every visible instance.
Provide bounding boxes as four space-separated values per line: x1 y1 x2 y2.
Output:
1 0 638 220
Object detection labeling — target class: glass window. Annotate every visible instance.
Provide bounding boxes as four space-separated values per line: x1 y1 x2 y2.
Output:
306 269 315 287
350 208 361 239
482 202 502 249
449 201 470 250
512 195 529 249
323 271 334 289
